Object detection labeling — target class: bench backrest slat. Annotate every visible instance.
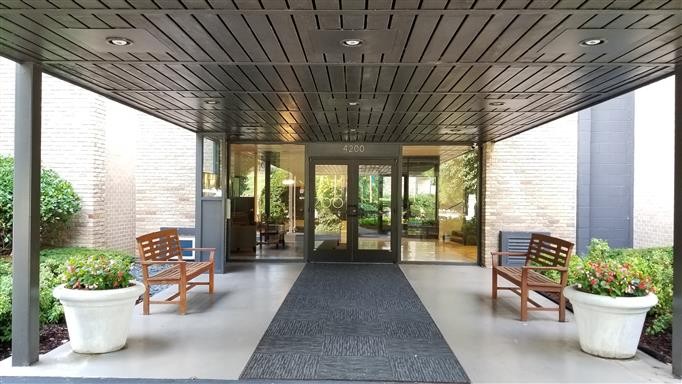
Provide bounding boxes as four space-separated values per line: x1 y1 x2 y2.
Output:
136 229 182 262
526 233 574 268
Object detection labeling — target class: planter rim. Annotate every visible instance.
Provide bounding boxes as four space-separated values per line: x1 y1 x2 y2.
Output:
53 280 145 302
564 285 658 309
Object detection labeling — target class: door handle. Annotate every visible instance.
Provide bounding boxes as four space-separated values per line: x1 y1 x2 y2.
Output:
348 205 358 217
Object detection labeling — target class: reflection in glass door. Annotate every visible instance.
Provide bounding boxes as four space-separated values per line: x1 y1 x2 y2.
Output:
357 164 392 251
310 160 396 262
313 164 349 260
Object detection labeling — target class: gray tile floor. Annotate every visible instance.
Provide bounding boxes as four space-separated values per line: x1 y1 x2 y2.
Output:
0 263 676 383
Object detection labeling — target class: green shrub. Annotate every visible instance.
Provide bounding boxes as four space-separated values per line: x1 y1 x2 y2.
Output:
40 247 132 264
571 259 653 297
61 254 134 290
567 239 673 335
0 248 134 343
0 257 65 343
0 156 81 254
0 260 11 342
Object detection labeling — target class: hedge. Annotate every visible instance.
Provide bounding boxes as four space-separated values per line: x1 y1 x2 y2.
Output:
547 239 673 335
0 156 81 254
0 248 134 343
577 239 672 335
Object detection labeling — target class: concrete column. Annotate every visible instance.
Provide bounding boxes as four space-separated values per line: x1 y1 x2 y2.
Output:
673 71 682 378
11 62 42 366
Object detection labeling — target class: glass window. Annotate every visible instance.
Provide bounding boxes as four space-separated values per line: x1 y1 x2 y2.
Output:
358 164 392 251
229 144 305 259
401 145 478 263
202 138 222 197
314 164 348 251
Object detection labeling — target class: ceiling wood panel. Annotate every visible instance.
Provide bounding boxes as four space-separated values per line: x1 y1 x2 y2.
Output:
0 3 679 142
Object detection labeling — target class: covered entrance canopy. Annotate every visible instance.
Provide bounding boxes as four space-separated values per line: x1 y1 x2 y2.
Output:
1 1 681 376
0 3 679 142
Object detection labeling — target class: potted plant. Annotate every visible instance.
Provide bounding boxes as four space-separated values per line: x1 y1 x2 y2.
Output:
53 254 145 354
564 259 658 359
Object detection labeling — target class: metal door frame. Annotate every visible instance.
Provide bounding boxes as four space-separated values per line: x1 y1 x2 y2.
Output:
306 157 399 263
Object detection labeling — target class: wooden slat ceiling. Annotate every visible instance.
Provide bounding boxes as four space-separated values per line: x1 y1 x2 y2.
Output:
0 1 680 144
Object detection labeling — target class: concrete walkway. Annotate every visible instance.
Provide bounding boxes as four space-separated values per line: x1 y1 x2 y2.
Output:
0 262 675 383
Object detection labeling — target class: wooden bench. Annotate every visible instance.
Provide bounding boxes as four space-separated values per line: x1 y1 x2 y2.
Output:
491 233 574 322
136 229 215 315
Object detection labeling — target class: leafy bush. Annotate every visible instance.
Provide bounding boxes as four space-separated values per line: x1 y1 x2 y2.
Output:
567 239 672 335
62 254 134 290
571 259 653 297
0 248 133 343
0 257 65 343
0 156 81 254
0 260 11 342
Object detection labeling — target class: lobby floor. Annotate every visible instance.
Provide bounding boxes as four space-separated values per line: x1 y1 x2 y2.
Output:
233 237 478 263
0 263 674 383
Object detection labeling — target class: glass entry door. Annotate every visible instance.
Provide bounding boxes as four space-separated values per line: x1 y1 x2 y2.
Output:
310 159 396 262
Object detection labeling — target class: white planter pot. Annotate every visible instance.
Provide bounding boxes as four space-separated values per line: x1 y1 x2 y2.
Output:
53 281 145 354
564 286 658 359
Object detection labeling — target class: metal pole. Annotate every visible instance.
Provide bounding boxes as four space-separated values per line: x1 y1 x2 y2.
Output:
672 69 682 378
476 144 485 267
264 152 271 224
11 62 42 366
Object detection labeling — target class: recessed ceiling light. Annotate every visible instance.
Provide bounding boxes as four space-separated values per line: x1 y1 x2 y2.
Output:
579 38 606 47
488 101 505 106
341 39 363 47
348 101 359 106
106 37 133 46
204 99 219 105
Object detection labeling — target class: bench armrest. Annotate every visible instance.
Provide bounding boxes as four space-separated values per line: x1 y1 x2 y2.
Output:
490 251 528 266
181 247 216 262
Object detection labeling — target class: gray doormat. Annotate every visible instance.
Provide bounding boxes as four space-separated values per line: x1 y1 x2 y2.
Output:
240 263 470 383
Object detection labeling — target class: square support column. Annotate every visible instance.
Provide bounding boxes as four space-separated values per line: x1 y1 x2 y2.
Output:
674 69 682 377
11 62 42 366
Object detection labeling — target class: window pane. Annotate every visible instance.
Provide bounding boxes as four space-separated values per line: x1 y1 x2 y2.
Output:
202 138 222 197
314 164 347 251
401 146 479 262
358 164 392 250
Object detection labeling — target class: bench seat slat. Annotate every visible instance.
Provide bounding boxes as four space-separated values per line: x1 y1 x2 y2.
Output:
147 262 213 282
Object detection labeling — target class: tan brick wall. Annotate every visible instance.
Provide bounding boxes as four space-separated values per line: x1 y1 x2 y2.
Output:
483 114 578 266
0 57 196 253
0 57 107 248
104 102 137 253
0 58 14 155
134 113 196 238
633 76 674 248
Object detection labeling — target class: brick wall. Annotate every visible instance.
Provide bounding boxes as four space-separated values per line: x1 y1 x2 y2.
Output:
104 101 137 253
0 57 107 248
134 112 196 238
0 57 195 253
483 114 578 266
633 76 674 248
0 58 14 155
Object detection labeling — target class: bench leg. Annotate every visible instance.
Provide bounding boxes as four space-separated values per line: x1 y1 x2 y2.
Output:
559 290 566 322
143 286 150 315
209 266 214 294
492 270 498 299
520 284 529 321
178 282 187 315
